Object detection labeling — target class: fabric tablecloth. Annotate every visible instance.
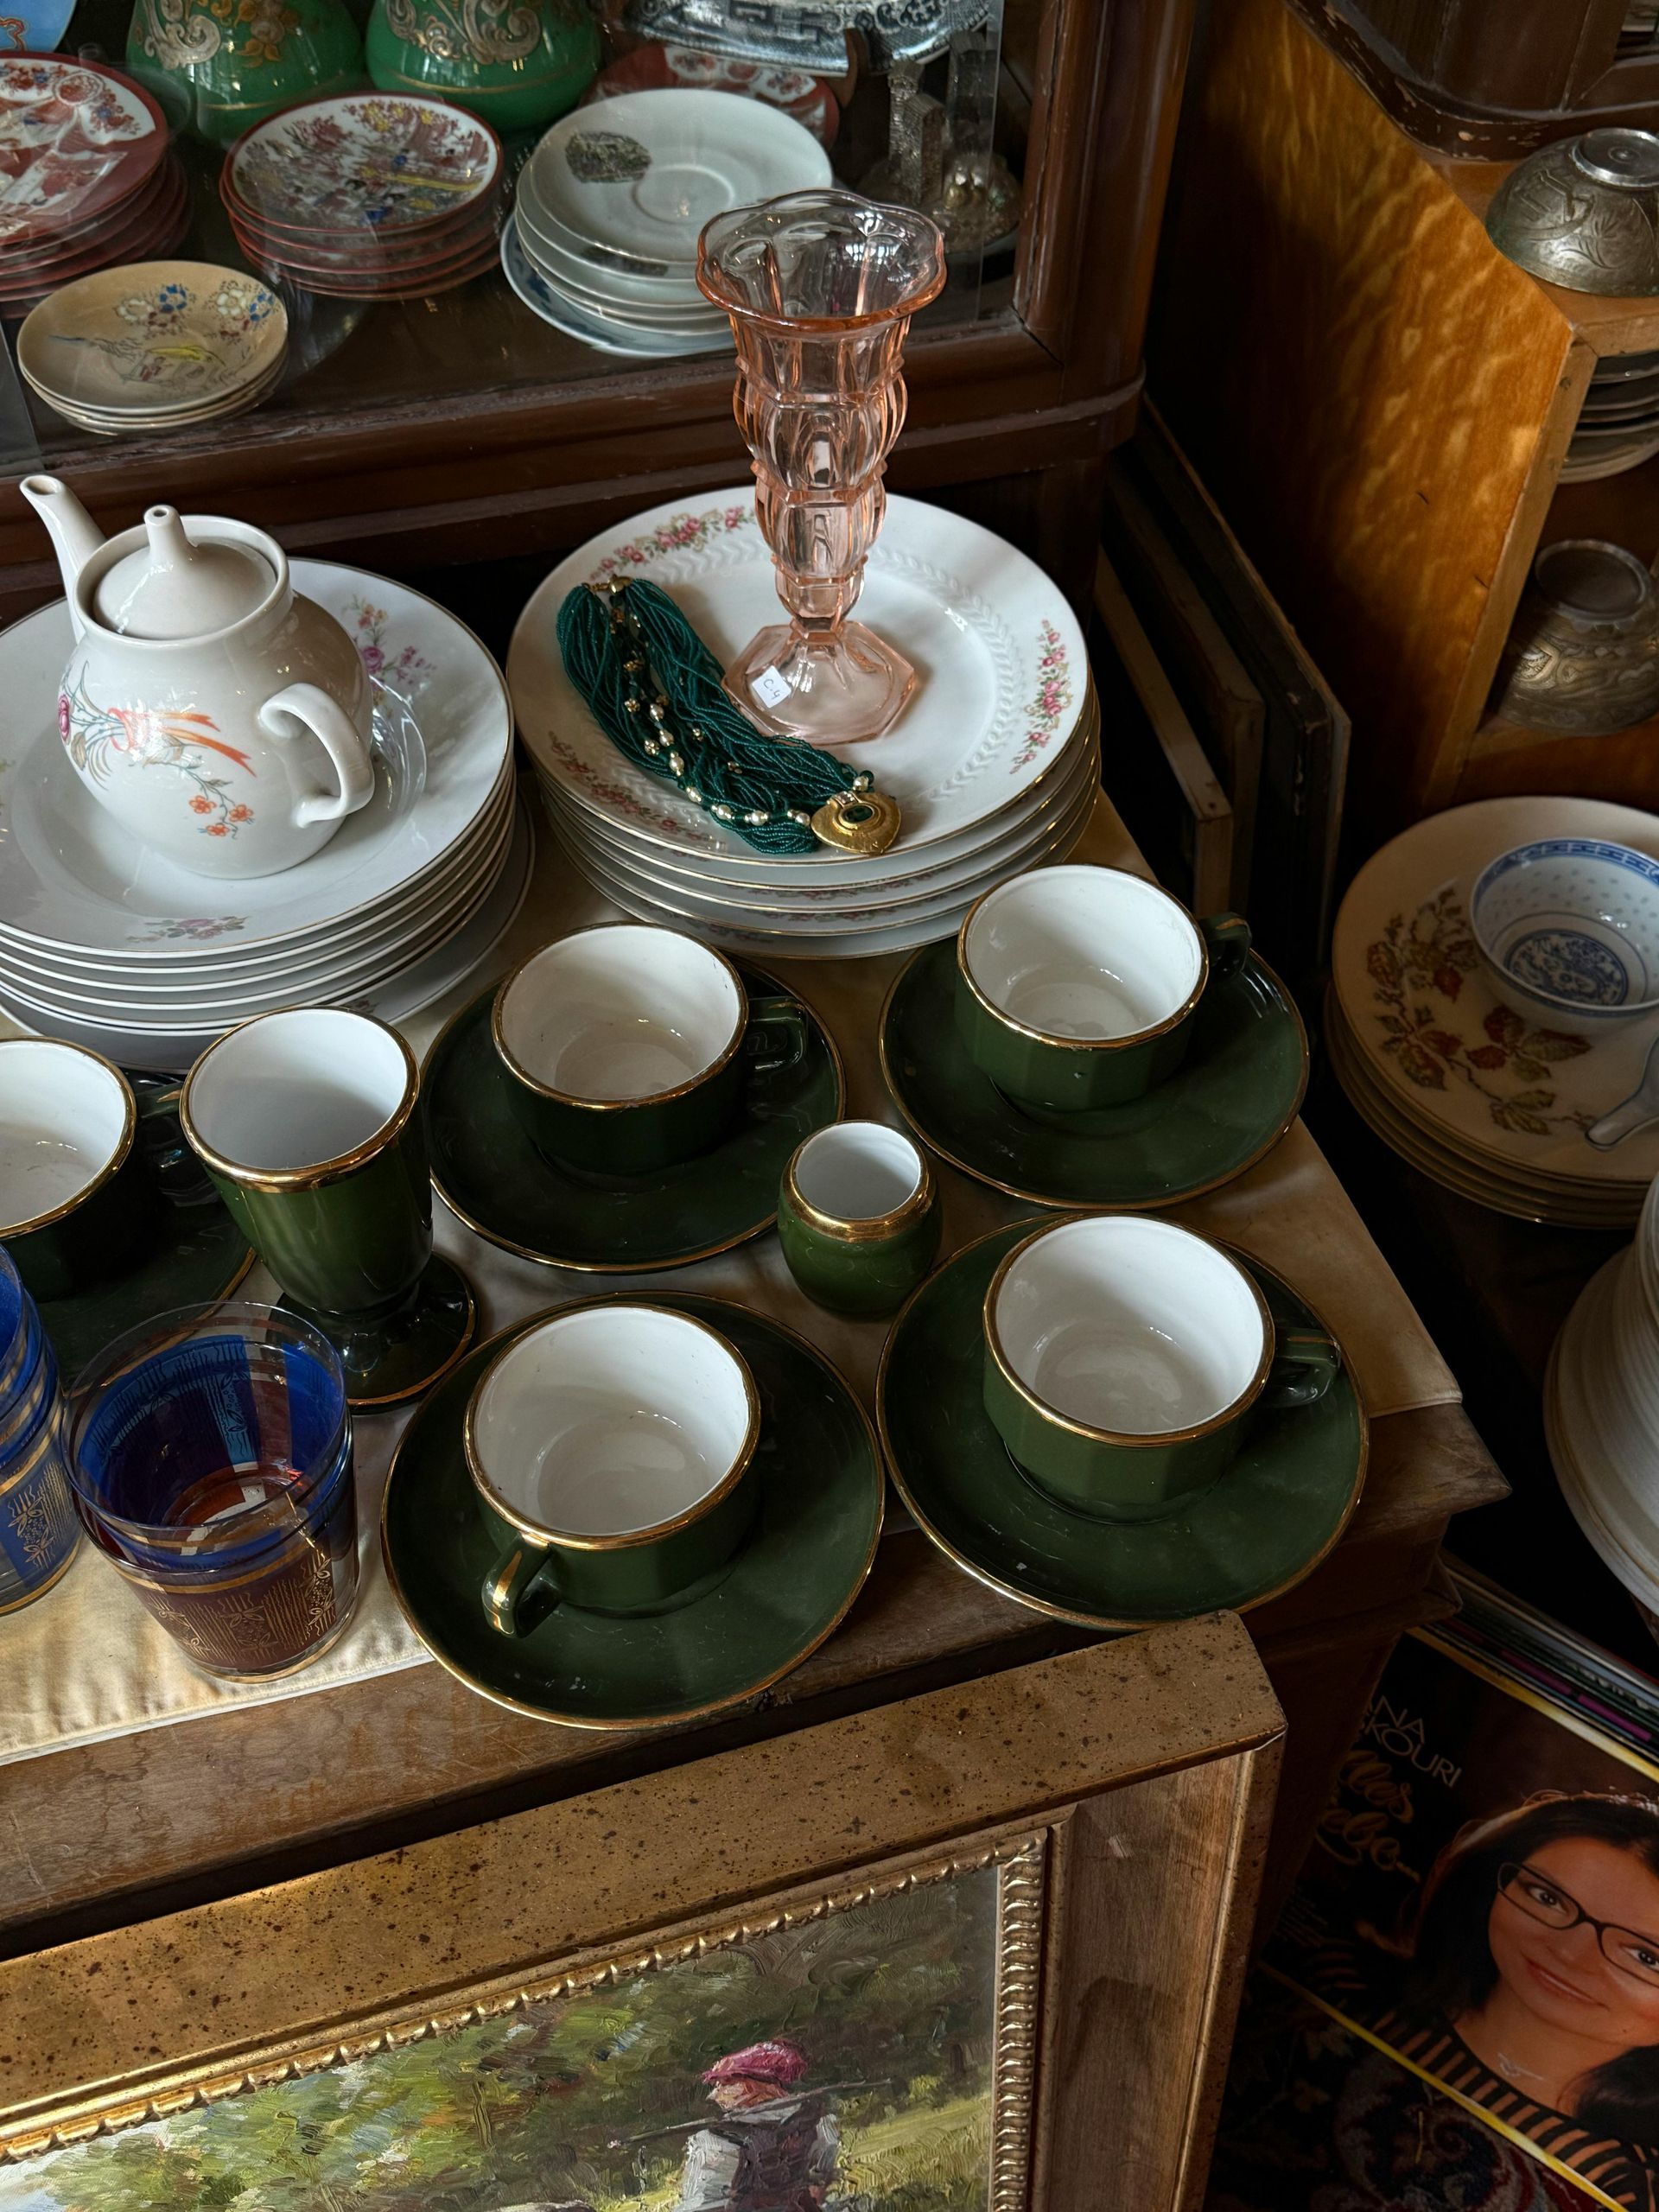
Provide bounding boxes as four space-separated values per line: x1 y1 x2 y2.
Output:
0 785 1459 1763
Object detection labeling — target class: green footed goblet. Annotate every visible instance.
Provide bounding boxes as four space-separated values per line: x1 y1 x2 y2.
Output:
365 0 599 132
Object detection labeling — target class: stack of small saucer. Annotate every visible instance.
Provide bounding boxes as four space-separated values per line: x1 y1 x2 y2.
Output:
17 262 286 435
0 55 186 317
222 92 505 301
1566 349 1659 480
1328 794 1659 1227
508 489 1096 959
503 86 827 356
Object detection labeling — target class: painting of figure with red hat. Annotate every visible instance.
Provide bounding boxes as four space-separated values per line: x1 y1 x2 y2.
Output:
0 1849 1035 2212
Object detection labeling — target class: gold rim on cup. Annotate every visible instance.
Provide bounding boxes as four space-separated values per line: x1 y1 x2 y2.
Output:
179 1010 420 1191
782 1127 935 1244
0 1038 137 1237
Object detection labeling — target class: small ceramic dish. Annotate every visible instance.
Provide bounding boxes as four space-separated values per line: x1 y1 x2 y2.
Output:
17 263 285 419
1471 836 1659 1029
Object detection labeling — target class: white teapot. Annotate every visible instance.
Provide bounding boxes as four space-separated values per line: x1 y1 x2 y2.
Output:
22 475 376 880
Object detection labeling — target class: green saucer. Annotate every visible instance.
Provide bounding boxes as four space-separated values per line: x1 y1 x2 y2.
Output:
36 1194 252 1382
880 942 1307 1207
381 1294 884 1727
425 966 844 1271
282 1253 477 1412
877 1221 1366 1630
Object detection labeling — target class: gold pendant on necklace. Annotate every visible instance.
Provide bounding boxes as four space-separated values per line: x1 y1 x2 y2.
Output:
810 788 902 855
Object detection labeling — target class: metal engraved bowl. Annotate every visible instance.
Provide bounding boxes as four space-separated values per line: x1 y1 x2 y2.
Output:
1487 129 1659 296
1493 539 1659 736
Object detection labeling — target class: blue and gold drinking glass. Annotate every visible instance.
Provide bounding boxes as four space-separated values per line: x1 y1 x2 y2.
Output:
68 1303 359 1679
0 1246 79 1614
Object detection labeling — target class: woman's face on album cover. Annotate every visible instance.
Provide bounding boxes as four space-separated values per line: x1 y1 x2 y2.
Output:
1491 1840 1659 2051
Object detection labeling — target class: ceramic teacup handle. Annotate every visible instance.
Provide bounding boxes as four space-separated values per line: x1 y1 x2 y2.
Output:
258 683 377 828
1260 1327 1341 1411
1199 912 1252 984
743 995 810 1077
482 1541 563 1637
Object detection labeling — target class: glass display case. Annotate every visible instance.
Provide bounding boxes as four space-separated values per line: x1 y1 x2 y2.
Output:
0 0 1195 618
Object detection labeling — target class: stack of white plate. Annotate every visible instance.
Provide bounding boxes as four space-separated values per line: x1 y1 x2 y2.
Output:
508 490 1096 960
502 87 829 357
1329 795 1659 1229
1547 1193 1659 1643
0 565 525 1072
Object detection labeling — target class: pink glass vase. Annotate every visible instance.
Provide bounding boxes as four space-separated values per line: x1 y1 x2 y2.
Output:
697 189 947 746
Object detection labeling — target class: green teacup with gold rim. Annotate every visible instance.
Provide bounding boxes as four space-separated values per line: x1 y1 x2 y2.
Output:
778 1120 941 1318
467 1301 762 1629
955 863 1251 1116
982 1214 1339 1522
0 1039 159 1302
493 924 808 1176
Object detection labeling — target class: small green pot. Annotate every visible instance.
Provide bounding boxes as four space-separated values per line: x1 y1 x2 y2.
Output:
493 927 809 1176
0 1040 160 1304
466 1300 762 1630
777 1120 941 1318
956 864 1252 1116
982 1213 1340 1522
127 0 363 147
365 0 599 132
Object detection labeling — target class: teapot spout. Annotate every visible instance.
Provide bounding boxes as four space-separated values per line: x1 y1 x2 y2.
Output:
20 476 105 640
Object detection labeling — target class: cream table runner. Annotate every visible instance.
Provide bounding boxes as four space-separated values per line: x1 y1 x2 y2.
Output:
0 785 1459 1762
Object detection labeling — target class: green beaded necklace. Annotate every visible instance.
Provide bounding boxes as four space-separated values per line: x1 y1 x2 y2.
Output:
556 576 902 856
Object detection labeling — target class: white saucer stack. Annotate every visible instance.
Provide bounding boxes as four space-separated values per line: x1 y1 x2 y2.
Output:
0 566 524 1072
508 491 1097 959
1548 1183 1659 1643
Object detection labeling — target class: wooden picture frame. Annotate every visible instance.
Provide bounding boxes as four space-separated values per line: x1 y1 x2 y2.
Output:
0 1618 1281 2212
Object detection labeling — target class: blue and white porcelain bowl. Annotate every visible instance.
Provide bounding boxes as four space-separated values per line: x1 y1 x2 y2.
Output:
1471 837 1659 1032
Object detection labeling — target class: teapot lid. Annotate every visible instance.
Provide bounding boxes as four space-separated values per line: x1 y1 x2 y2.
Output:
91 506 276 639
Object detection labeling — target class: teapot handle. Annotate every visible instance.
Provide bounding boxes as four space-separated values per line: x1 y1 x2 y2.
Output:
258 683 376 827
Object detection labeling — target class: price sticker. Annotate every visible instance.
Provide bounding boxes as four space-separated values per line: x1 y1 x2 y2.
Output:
750 664 791 709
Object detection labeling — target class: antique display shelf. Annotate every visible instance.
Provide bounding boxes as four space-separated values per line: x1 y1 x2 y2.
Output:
1150 0 1659 839
0 0 1195 622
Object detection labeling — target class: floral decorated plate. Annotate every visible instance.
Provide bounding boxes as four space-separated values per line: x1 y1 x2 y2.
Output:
524 87 830 270
1331 796 1659 1191
225 92 500 238
0 563 511 959
17 263 285 416
0 56 166 246
508 489 1090 877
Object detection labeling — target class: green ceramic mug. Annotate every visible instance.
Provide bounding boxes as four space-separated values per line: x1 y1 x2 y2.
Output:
493 924 808 1175
467 1301 761 1630
0 1039 159 1300
181 1008 469 1407
778 1120 942 1318
982 1214 1339 1522
956 863 1251 1115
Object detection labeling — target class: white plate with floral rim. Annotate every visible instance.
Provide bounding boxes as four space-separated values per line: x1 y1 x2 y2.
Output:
524 89 830 272
18 263 286 417
226 93 501 237
543 722 1102 923
1332 796 1659 1191
0 563 511 959
552 752 1100 945
509 490 1090 882
0 795 535 1072
0 781 517 1019
0 58 166 247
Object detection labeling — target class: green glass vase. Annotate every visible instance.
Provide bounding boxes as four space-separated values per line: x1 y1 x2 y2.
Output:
365 0 599 132
127 0 363 147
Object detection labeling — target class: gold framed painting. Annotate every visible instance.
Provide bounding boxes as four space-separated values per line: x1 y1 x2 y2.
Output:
1 1615 1283 2212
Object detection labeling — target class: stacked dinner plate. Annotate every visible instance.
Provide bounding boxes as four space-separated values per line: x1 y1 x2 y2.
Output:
1328 795 1659 1227
222 92 505 302
0 56 187 316
1566 349 1659 481
0 563 525 1073
17 263 286 435
508 490 1096 960
503 87 828 356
